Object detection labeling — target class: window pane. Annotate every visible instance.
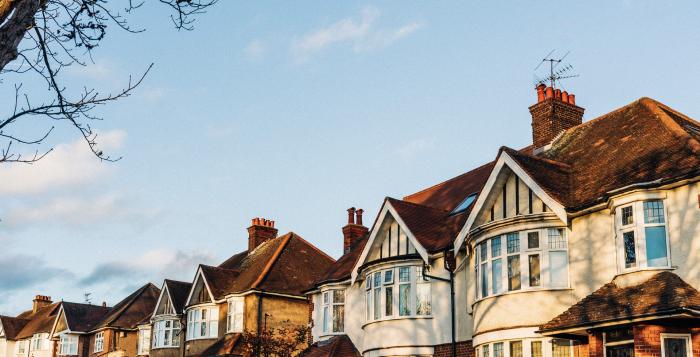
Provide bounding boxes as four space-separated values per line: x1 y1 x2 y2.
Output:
550 251 569 287
399 267 410 282
645 226 668 267
416 283 431 315
622 206 634 225
548 229 566 249
483 344 490 357
373 272 382 287
510 341 523 357
480 263 489 297
663 338 688 357
373 288 381 319
480 243 489 261
623 231 637 268
385 287 393 316
644 200 665 224
384 270 394 284
552 339 571 357
333 290 345 303
507 233 520 253
366 291 371 319
493 343 504 357
507 255 521 291
529 254 541 287
531 342 542 357
323 292 329 304
399 284 410 316
322 306 329 332
491 237 501 257
332 305 344 332
492 259 502 294
528 232 540 249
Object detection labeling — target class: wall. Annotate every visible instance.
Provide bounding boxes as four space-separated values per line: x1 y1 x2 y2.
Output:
587 323 700 357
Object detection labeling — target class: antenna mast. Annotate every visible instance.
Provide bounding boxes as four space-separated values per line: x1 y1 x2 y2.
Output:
534 50 578 89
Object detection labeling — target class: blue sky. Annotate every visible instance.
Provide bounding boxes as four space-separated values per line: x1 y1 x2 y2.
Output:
1 1 700 314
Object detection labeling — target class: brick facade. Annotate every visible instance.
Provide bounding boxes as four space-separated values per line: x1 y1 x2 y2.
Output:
586 323 700 357
529 98 584 149
434 340 475 357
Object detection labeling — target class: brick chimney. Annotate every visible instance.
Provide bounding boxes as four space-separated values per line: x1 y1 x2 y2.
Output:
247 217 278 251
32 295 52 313
529 83 584 153
342 207 368 255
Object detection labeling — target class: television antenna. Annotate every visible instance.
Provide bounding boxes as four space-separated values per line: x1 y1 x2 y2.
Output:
84 292 92 304
533 50 578 89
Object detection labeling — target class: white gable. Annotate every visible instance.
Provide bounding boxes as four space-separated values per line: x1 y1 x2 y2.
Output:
152 284 176 318
454 151 567 251
350 200 429 284
184 268 215 306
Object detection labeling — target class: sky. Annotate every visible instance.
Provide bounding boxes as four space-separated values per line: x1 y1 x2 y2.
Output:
1 1 700 314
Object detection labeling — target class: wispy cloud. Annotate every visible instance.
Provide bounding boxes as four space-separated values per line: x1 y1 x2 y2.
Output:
243 39 265 60
0 254 72 291
291 7 423 62
0 130 126 195
395 138 435 162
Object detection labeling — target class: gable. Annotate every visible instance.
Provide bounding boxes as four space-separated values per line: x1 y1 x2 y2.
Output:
474 167 551 227
53 309 69 334
154 286 175 316
0 320 4 337
366 215 417 262
187 272 214 305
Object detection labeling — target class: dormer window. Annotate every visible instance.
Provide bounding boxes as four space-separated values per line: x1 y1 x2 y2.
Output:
615 200 670 272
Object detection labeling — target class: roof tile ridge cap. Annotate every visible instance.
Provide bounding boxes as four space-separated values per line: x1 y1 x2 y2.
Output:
640 98 700 154
652 98 700 127
287 232 336 263
403 160 496 201
251 232 293 289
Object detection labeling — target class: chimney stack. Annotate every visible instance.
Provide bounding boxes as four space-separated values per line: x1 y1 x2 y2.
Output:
530 84 584 153
32 295 52 313
247 217 278 251
342 207 368 255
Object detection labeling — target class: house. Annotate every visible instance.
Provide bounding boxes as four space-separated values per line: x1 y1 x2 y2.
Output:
306 85 700 357
0 295 61 357
149 279 192 357
79 283 160 357
49 302 111 356
180 218 335 356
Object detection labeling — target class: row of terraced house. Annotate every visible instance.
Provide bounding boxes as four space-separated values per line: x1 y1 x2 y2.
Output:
1 85 700 357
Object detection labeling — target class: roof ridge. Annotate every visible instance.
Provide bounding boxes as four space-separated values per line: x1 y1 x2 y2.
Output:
638 98 700 155
99 283 152 329
251 233 293 289
286 232 336 263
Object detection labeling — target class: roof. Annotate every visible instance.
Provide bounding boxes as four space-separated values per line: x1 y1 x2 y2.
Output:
60 302 111 332
312 236 368 287
540 272 700 332
199 334 243 356
0 316 30 340
93 283 160 331
302 335 361 357
164 279 193 314
198 232 336 300
15 302 61 339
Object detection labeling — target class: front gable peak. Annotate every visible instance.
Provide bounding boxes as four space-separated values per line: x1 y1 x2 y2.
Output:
184 267 216 306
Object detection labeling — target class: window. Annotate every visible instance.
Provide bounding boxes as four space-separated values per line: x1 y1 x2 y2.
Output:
661 334 692 357
551 339 572 357
31 333 46 351
365 265 431 322
154 319 180 348
94 331 104 353
475 228 569 299
321 290 344 333
227 297 244 333
186 306 218 340
452 193 478 214
616 200 670 271
510 341 522 357
531 341 542 357
58 334 78 356
137 328 151 355
17 340 26 356
493 342 504 357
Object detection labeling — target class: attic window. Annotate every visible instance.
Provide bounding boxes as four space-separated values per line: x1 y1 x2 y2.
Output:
451 193 478 214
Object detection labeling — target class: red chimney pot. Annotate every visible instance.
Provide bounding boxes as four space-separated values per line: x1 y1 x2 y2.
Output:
545 86 554 99
569 94 576 105
561 91 569 103
347 207 356 225
555 89 562 100
356 209 364 226
536 84 546 102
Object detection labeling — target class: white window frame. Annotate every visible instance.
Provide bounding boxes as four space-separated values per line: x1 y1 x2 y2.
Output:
185 305 219 340
94 331 104 353
477 338 574 357
226 297 244 333
137 327 151 355
615 200 671 273
364 264 431 324
475 228 569 301
16 340 26 356
320 289 345 334
153 318 181 348
661 333 693 357
31 333 46 351
58 334 78 356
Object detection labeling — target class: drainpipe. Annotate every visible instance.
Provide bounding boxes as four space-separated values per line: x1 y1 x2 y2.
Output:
422 251 457 357
256 290 265 357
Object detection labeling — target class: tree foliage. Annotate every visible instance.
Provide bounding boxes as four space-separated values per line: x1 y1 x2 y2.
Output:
240 322 310 357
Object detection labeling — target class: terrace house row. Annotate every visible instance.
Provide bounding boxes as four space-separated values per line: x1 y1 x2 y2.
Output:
305 85 700 357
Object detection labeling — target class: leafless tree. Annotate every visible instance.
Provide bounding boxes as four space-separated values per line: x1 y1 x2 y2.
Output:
0 0 217 164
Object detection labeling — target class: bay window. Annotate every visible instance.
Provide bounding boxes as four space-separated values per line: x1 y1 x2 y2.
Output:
94 331 104 353
365 265 431 322
58 334 78 356
153 319 180 348
226 297 244 333
616 200 670 272
186 306 218 340
475 227 569 299
477 338 572 357
321 289 345 334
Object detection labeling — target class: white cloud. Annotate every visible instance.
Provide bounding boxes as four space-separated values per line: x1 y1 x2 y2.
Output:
395 138 434 161
291 7 423 62
243 39 265 60
0 130 126 195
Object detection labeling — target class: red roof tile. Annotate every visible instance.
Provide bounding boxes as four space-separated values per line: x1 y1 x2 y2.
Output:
388 198 468 253
302 335 360 357
0 316 30 340
15 302 61 339
312 236 368 286
164 279 193 314
94 283 160 330
61 302 111 332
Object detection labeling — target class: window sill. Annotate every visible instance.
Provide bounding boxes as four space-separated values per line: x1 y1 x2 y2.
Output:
186 336 218 341
361 315 432 328
152 346 180 350
615 266 675 277
318 332 346 338
472 287 573 306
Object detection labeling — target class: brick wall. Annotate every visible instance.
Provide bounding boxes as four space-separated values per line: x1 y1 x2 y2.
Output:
588 331 604 357
633 324 700 357
529 98 584 149
434 340 475 357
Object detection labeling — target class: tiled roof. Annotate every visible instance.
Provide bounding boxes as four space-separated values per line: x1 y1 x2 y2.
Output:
388 197 468 253
199 232 335 300
15 302 61 339
0 316 30 340
94 283 160 330
302 335 360 357
312 236 368 286
164 279 193 314
540 272 700 332
199 333 243 356
61 302 111 332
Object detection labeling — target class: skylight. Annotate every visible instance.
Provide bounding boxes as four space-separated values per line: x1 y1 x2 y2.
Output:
451 193 477 214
